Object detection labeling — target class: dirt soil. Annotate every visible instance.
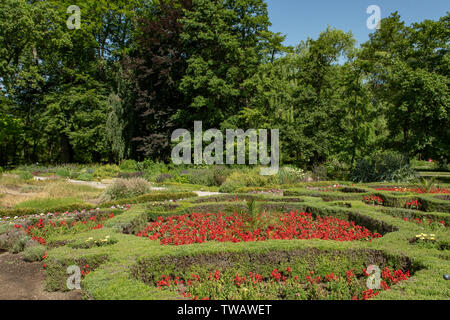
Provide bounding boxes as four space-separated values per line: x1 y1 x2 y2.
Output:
0 251 81 300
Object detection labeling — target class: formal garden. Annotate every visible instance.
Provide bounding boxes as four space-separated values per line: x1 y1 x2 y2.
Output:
0 159 449 300
1 0 448 302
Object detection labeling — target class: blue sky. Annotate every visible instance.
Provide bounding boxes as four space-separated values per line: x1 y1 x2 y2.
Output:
266 0 449 47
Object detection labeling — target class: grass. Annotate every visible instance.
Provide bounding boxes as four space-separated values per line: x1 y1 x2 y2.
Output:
0 178 102 208
14 197 84 209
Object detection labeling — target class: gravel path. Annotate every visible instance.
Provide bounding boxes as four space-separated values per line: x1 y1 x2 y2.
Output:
33 176 221 196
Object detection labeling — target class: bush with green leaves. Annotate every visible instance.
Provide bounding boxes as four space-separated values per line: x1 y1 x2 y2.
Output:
56 167 71 178
277 166 307 184
155 173 173 183
213 166 229 186
119 160 137 172
182 169 216 186
325 157 350 180
103 178 152 200
22 244 46 262
18 170 33 180
76 173 94 181
311 165 328 181
219 168 277 192
94 164 120 179
351 151 417 183
219 180 245 193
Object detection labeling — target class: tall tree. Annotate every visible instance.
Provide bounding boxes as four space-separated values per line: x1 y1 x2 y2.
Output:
360 12 449 162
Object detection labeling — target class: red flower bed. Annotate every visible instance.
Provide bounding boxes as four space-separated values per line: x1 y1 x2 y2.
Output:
374 187 450 194
24 213 115 245
363 196 384 206
136 211 382 245
153 266 410 300
405 200 422 210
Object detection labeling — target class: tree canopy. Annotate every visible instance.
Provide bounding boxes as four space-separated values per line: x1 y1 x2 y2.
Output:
0 0 448 168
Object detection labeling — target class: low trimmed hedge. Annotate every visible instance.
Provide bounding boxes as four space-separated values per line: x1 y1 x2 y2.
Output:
379 207 450 226
103 206 149 234
0 203 95 218
284 189 366 201
418 196 450 213
339 187 368 193
146 202 249 221
131 248 415 289
373 192 450 213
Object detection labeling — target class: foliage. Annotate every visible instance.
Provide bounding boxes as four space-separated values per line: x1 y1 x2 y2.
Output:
77 173 94 181
277 166 307 184
119 160 137 172
22 244 46 262
351 151 417 183
103 178 152 201
94 165 121 179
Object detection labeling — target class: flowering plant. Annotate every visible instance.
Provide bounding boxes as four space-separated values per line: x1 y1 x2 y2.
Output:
152 266 410 300
363 196 384 206
405 200 421 210
136 211 382 245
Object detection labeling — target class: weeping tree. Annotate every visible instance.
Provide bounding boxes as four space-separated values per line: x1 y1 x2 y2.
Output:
106 93 125 163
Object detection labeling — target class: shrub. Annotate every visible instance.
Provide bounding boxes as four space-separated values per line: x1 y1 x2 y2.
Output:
77 173 94 181
174 174 190 184
326 157 350 180
135 159 150 171
22 244 46 262
56 168 71 178
18 170 33 181
103 178 152 200
213 166 229 186
119 160 137 172
277 166 306 184
94 164 120 179
311 165 328 181
0 203 96 218
155 173 173 183
351 159 375 183
117 171 144 179
183 169 216 186
218 168 278 192
0 229 25 252
101 192 197 207
219 180 245 193
145 162 171 175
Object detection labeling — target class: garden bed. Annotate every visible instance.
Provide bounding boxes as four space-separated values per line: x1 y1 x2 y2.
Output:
131 248 416 300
